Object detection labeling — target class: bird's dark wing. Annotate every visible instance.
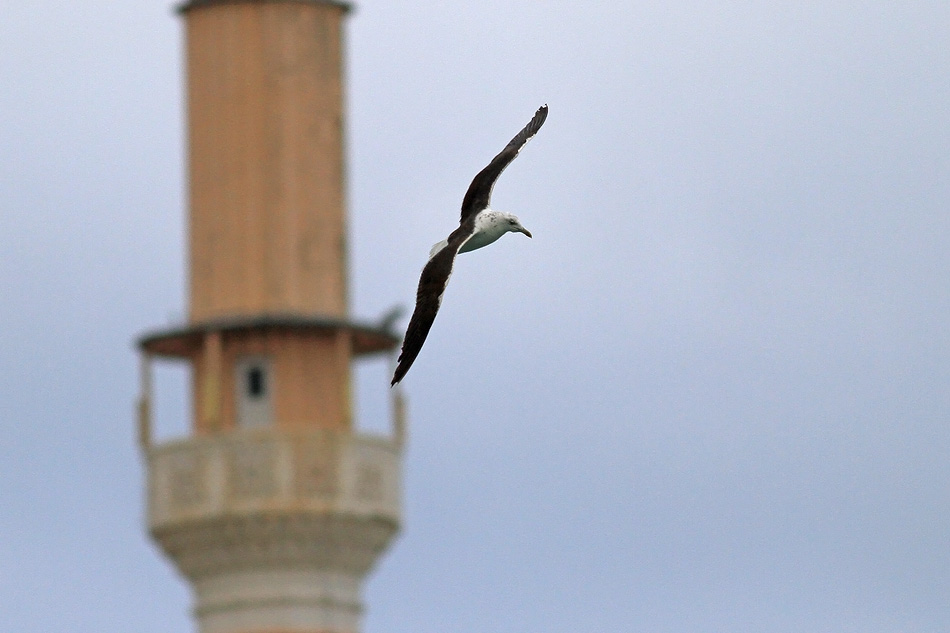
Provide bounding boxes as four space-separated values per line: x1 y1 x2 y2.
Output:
391 226 473 385
459 104 548 223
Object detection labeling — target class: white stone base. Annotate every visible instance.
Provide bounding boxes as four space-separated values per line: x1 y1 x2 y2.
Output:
194 568 362 633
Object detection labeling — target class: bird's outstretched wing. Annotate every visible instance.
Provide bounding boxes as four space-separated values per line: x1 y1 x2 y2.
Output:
391 105 548 385
391 228 470 385
460 104 548 223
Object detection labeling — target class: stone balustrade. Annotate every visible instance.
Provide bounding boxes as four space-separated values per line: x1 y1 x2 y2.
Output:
147 428 401 530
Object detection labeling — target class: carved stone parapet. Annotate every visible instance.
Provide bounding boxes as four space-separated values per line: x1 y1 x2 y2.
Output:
145 428 401 632
147 428 401 531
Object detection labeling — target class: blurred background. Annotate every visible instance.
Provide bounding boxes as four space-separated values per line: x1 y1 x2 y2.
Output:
1 1 949 631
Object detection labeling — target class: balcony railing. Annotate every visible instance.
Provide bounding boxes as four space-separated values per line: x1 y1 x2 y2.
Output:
147 428 401 530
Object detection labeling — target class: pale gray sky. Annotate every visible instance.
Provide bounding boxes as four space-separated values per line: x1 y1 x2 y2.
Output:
2 2 949 632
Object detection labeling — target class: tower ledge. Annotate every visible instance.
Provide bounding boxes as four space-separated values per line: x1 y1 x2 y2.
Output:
177 0 353 16
138 314 400 360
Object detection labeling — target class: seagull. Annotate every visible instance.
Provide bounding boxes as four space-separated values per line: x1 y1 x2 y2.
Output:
391 104 548 386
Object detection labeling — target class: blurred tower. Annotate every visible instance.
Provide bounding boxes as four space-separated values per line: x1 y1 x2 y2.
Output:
135 2 405 632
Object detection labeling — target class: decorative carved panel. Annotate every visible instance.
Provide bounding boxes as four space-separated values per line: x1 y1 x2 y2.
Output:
227 438 277 500
295 433 339 499
355 463 383 502
167 449 208 507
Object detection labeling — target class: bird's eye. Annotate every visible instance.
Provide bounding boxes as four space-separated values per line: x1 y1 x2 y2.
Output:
509 220 515 225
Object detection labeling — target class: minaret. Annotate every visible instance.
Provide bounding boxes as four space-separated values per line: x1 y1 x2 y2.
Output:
135 2 405 632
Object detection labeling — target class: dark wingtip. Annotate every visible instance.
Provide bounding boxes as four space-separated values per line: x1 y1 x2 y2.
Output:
390 366 401 386
530 104 549 133
390 358 407 386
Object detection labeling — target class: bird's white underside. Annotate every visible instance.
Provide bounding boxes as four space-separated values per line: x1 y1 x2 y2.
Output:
428 208 518 260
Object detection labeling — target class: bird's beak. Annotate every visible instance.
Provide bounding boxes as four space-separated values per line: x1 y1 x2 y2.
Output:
520 227 533 238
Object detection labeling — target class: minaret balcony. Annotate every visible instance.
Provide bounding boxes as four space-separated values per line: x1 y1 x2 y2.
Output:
145 427 402 580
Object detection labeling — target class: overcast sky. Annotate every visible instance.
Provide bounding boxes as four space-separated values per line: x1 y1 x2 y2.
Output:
2 1 949 632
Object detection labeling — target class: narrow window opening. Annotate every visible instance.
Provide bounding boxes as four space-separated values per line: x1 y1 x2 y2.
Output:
246 366 266 399
235 356 272 427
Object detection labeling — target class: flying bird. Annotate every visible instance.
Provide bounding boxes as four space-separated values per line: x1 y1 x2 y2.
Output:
391 105 548 386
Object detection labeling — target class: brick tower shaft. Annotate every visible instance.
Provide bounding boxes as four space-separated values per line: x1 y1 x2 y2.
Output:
186 1 348 321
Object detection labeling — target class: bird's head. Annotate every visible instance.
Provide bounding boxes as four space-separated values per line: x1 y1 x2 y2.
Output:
504 214 533 239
